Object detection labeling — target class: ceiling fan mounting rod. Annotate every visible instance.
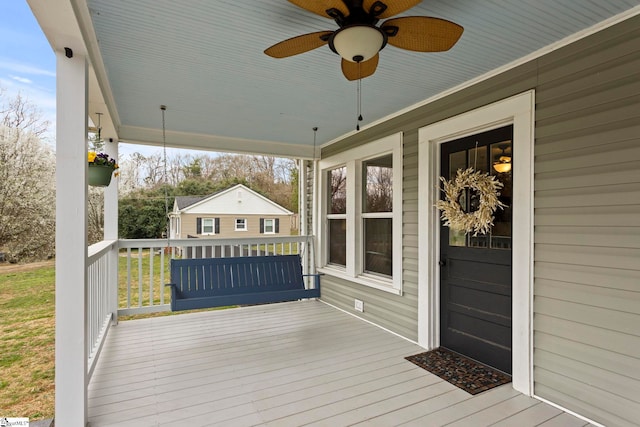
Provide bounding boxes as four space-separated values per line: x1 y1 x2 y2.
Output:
328 0 386 27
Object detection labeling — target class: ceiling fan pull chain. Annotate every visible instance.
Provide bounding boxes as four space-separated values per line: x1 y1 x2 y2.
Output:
357 62 363 131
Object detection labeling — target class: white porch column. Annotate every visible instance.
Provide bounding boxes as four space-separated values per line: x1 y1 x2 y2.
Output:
103 138 119 325
55 49 89 426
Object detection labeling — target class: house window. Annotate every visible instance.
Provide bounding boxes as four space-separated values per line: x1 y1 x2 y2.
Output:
260 218 280 234
362 155 393 277
202 218 215 234
264 219 275 234
197 217 219 235
235 218 247 231
327 166 347 267
319 133 402 293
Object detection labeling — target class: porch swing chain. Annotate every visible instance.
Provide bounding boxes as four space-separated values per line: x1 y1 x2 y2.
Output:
161 105 169 251
304 126 318 276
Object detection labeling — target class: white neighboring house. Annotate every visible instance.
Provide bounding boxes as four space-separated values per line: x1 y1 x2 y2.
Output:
169 184 294 240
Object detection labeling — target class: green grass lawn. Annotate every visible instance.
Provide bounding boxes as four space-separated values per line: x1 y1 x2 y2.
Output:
0 255 233 420
0 258 169 420
0 263 55 420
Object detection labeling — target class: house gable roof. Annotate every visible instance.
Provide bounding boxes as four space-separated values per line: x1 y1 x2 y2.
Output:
176 184 293 216
174 195 207 210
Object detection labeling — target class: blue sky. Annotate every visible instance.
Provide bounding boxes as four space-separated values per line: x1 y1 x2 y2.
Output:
0 1 180 157
0 1 56 142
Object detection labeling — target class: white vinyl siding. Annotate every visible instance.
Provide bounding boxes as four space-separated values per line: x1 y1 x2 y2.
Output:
532 17 640 425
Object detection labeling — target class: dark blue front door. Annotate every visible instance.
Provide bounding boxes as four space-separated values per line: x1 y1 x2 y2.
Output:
439 125 513 374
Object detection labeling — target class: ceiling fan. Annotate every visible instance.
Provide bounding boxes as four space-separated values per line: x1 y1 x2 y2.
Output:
264 0 464 81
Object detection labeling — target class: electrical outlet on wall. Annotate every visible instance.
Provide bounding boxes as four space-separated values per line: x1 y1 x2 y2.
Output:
354 299 364 312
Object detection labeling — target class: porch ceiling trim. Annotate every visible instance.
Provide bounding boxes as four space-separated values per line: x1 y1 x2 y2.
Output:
118 125 315 159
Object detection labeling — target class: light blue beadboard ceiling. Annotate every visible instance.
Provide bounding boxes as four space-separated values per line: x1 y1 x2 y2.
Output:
83 0 640 155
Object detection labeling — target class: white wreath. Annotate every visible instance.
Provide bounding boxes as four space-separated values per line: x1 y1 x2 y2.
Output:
435 167 506 236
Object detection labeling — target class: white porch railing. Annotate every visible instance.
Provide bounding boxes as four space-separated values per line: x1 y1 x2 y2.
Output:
87 239 118 379
117 235 316 316
84 236 315 374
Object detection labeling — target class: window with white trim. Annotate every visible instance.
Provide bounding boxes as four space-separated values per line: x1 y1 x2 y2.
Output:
319 133 403 293
327 166 347 267
202 218 214 234
235 218 247 231
263 218 275 234
362 155 393 277
197 217 219 235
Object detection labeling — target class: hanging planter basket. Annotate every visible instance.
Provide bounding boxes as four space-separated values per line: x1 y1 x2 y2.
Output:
88 164 115 187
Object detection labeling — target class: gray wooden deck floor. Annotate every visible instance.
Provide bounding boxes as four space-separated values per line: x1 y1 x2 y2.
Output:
88 300 594 426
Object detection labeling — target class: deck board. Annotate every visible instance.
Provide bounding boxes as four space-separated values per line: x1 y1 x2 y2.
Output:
88 300 592 426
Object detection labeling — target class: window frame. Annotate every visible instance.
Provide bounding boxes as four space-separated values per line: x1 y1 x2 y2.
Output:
326 166 348 268
201 217 215 235
263 218 276 234
235 218 247 231
317 132 403 294
361 154 394 277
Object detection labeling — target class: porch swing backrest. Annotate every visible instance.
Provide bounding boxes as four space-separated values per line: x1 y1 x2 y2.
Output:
166 254 321 311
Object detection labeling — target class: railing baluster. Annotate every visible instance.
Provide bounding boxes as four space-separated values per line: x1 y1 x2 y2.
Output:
138 247 143 308
149 247 154 307
160 248 165 305
128 248 131 308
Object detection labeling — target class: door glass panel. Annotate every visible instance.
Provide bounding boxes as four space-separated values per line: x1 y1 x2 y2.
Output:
449 151 466 179
468 146 488 173
490 141 512 249
448 151 467 247
467 146 489 247
446 143 512 249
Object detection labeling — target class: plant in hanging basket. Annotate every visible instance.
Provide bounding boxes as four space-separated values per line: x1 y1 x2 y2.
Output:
88 151 119 187
435 167 506 236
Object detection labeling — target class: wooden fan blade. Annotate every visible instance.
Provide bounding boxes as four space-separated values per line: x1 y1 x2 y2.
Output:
341 54 379 81
363 0 421 19
265 31 333 58
288 0 349 19
381 17 463 52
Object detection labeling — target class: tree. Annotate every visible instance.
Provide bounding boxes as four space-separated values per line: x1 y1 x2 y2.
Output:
290 165 299 214
115 150 301 238
118 187 172 239
0 89 55 262
87 187 105 245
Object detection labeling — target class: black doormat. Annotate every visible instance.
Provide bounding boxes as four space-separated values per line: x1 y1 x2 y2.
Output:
405 347 511 395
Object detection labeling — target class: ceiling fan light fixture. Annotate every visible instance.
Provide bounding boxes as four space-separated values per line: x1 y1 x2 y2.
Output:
493 156 512 173
331 25 385 63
